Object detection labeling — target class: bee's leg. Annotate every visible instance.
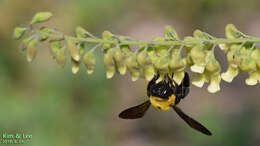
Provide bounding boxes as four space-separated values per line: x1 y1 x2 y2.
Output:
167 74 177 92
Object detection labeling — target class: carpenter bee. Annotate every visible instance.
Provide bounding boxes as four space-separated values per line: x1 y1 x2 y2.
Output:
119 72 212 136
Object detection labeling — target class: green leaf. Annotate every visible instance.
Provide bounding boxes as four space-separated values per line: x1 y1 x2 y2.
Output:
13 27 27 40
31 12 53 25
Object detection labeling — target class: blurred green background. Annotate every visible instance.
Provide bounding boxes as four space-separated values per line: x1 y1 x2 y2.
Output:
1 0 260 146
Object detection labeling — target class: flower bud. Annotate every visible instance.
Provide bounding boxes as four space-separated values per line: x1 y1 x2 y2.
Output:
13 27 26 40
27 38 38 62
173 71 185 85
66 37 80 61
192 73 208 88
205 52 220 73
190 45 206 73
129 70 140 82
114 47 127 75
143 65 155 81
246 71 260 85
193 29 212 50
71 58 80 74
155 73 165 83
225 24 245 39
250 49 260 60
20 37 33 51
250 49 260 69
56 47 66 68
104 49 116 79
39 27 52 41
164 26 179 40
49 40 61 59
239 57 256 72
102 31 113 50
154 56 169 74
169 49 186 71
185 54 193 66
184 37 197 51
227 49 235 63
208 74 221 93
226 46 242 67
125 53 140 81
75 27 87 38
83 50 96 74
121 46 132 55
137 49 152 66
30 12 53 24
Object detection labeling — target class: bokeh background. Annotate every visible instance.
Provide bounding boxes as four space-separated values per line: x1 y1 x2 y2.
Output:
1 0 260 146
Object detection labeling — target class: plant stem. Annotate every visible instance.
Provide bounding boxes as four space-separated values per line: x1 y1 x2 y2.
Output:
38 28 260 46
75 37 260 46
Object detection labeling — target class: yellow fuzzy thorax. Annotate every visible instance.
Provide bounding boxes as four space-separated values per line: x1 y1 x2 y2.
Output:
150 95 175 111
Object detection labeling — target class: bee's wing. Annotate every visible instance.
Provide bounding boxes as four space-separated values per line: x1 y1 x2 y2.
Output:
172 106 212 136
119 100 151 119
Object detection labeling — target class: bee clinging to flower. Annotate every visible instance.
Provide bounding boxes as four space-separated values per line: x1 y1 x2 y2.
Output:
119 72 212 136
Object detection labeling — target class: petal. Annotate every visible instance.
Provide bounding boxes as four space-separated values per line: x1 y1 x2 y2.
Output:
221 66 239 83
191 64 205 73
192 73 207 88
208 74 221 93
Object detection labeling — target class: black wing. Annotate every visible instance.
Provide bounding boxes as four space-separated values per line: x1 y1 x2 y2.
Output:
172 106 212 136
119 100 151 119
175 72 190 99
